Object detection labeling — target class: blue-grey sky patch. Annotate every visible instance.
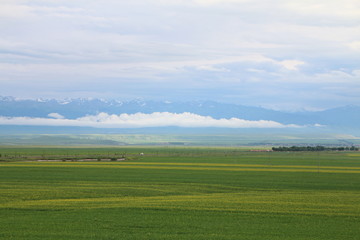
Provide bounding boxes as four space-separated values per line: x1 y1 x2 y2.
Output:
0 0 359 111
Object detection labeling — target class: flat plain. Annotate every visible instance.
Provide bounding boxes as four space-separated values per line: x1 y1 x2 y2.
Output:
1 147 360 239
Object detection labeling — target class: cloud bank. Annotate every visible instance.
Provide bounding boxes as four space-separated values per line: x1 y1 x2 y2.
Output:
0 112 300 128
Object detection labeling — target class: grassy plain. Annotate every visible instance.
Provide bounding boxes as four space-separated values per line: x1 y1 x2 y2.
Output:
1 147 360 239
1 133 360 146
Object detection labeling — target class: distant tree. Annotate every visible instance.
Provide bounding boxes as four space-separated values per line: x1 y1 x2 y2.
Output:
272 145 358 152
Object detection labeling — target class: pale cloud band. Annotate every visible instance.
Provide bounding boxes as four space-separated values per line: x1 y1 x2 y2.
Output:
0 112 301 128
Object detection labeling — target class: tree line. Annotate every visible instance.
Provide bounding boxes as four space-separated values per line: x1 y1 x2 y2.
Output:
272 146 359 152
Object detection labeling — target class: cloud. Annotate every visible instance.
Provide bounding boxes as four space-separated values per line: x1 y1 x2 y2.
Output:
196 65 229 72
191 0 250 6
279 60 305 71
284 1 360 20
0 112 301 128
0 3 33 18
0 0 359 110
47 113 65 119
0 55 303 80
348 41 360 51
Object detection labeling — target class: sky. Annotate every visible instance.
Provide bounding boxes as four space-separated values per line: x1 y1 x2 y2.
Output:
1 0 360 111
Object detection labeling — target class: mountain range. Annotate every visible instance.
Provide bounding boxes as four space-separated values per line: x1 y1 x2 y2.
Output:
0 96 359 133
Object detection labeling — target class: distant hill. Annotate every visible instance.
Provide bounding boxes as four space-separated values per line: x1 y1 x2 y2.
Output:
0 96 359 131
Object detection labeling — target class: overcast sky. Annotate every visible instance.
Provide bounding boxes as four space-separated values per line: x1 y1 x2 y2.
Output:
1 0 359 111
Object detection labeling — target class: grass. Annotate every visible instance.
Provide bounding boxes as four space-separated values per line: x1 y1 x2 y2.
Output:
1 147 360 239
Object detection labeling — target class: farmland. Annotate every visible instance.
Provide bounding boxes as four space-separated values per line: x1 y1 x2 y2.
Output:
1 147 360 239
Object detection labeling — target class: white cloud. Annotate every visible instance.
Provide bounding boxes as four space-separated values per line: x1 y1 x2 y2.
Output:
0 112 301 128
0 3 33 18
279 60 305 71
284 1 360 20
348 41 360 51
47 113 65 119
0 55 303 81
0 0 359 110
196 65 229 72
192 0 250 6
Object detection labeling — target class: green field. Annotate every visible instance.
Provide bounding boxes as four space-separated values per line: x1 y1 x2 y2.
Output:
1 147 360 239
